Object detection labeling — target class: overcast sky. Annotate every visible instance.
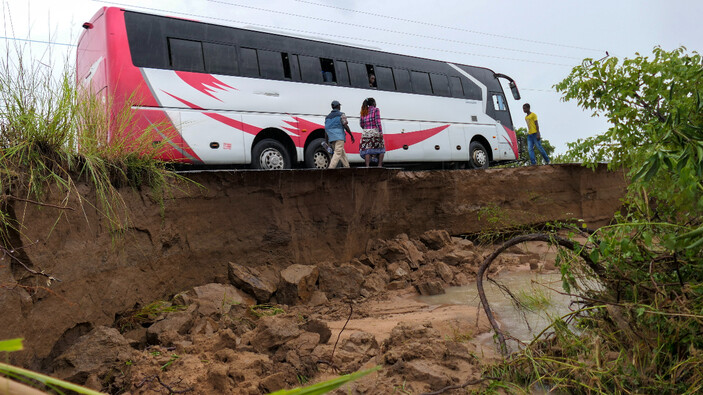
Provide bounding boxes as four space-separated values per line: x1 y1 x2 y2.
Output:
3 0 703 154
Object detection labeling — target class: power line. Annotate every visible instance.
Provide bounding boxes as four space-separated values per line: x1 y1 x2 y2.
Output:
0 36 76 47
294 0 605 53
208 0 582 61
95 1 574 67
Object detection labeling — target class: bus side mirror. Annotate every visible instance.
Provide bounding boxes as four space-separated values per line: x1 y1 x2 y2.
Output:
509 81 520 100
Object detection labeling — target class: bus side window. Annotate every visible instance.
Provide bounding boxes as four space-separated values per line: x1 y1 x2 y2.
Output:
240 47 260 77
203 42 238 76
375 66 395 91
281 53 292 79
492 94 507 111
365 64 376 88
410 71 432 95
335 61 350 86
289 54 302 80
430 73 450 97
259 49 285 80
449 76 464 98
348 62 368 88
299 55 323 83
168 38 205 72
320 58 337 83
394 69 412 93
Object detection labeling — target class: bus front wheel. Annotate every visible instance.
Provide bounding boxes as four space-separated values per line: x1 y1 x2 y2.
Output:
469 141 489 169
252 139 291 170
304 138 331 169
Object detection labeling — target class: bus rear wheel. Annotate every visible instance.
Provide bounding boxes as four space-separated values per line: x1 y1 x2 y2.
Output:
252 139 291 170
304 138 331 169
469 141 489 169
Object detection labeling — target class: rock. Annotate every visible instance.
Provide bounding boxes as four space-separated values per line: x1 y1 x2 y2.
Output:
288 332 321 354
361 273 387 295
308 291 329 306
404 360 452 390
146 305 196 345
341 331 379 356
543 260 557 271
51 326 135 384
228 262 278 303
499 254 522 266
387 262 411 281
302 319 332 344
192 283 255 316
277 264 319 305
387 280 408 290
416 280 445 296
420 230 452 250
259 372 289 393
318 264 364 299
380 236 425 269
452 273 470 286
435 262 454 283
529 258 540 270
251 316 301 353
441 249 477 266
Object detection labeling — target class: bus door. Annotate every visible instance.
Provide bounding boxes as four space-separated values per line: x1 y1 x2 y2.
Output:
178 110 246 165
383 119 428 162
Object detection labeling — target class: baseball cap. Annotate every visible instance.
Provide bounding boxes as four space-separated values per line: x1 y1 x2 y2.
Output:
331 100 341 108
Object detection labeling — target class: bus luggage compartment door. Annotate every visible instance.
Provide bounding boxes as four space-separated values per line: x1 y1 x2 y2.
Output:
179 110 246 165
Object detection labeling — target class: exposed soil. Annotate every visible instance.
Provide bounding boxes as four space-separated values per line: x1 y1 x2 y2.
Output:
0 165 626 393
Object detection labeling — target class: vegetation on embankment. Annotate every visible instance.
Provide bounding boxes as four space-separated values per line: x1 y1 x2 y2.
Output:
485 46 703 394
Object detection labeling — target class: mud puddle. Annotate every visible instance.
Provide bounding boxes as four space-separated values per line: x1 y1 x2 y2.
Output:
418 271 574 348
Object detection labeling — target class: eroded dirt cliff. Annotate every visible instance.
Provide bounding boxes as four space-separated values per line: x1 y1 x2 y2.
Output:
0 164 626 388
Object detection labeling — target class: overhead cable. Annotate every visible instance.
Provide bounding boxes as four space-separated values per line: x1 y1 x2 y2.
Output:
208 0 582 60
294 0 605 53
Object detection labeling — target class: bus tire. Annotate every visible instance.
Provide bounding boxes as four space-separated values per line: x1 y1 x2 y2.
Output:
469 141 489 169
304 138 331 169
251 139 291 170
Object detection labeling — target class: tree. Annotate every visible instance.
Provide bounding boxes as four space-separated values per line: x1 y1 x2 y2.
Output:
493 47 703 394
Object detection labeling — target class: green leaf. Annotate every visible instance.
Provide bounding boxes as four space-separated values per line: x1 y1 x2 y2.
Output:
0 338 23 352
268 366 381 395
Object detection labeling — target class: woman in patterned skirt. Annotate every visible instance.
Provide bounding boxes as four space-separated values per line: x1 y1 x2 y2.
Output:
359 97 385 167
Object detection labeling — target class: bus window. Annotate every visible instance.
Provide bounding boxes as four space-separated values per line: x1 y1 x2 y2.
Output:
365 64 376 88
281 53 292 79
492 94 507 111
289 54 301 80
168 38 205 72
259 49 285 80
430 73 450 97
449 76 464 98
240 47 260 77
203 42 238 76
335 61 350 85
320 58 336 83
299 55 323 83
348 62 368 88
411 71 432 95
375 66 395 91
394 69 412 93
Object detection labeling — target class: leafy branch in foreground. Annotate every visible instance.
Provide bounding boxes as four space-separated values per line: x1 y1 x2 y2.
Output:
488 46 703 394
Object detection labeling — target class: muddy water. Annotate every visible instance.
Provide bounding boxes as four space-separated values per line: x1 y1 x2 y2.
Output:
419 271 575 348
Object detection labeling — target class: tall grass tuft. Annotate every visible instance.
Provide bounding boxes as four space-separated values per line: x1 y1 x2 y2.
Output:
0 39 182 238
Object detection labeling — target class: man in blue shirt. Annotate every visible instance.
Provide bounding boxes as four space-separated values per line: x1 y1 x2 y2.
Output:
325 100 355 168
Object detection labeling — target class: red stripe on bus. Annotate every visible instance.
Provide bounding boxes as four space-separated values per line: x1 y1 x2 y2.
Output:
175 71 236 101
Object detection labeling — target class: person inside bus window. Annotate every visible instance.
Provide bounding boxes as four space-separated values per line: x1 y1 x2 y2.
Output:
359 97 385 167
368 73 377 88
325 100 355 168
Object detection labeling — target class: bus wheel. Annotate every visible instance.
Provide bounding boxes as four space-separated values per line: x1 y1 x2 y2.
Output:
304 138 330 169
469 141 489 169
252 139 291 170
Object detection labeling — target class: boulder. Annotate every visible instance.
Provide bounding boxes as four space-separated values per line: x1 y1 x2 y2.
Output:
387 262 411 281
146 304 196 345
251 316 301 353
380 236 425 269
277 264 319 305
361 273 387 296
51 326 135 384
192 283 255 316
228 262 277 303
435 262 454 283
440 249 477 266
404 360 452 390
416 280 445 296
301 319 332 344
420 230 452 250
341 331 379 356
318 264 364 299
